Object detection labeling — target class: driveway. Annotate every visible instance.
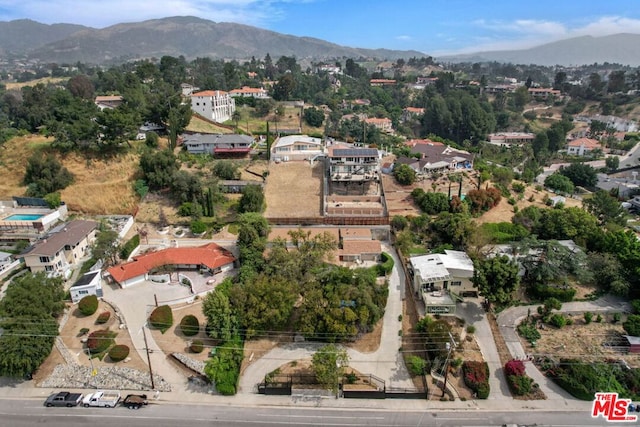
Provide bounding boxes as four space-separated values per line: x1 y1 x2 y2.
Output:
238 244 414 393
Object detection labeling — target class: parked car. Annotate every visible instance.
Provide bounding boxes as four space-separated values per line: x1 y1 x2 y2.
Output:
44 391 83 407
122 394 148 409
82 390 121 408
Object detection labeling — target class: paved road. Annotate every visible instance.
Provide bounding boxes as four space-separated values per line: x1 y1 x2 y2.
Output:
0 398 614 427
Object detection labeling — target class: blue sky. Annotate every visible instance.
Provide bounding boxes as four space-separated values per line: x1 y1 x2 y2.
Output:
1 0 640 56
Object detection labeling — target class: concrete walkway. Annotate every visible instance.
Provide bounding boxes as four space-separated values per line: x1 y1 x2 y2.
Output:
239 244 414 393
457 300 510 400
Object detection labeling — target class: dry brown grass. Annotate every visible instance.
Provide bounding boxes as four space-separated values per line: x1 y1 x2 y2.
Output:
185 115 234 134
263 162 323 218
5 77 68 90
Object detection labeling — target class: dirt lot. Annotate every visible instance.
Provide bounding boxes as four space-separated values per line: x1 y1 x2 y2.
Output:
34 300 148 386
263 161 323 218
521 313 640 368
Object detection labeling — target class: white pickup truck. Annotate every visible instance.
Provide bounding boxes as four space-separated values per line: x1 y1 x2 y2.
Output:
82 390 121 408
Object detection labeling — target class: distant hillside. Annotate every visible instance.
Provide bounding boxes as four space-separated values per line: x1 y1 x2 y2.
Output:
0 16 427 64
439 34 640 66
0 19 89 55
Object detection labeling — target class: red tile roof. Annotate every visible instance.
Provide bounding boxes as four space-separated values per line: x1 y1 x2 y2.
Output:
107 243 235 284
568 137 600 149
191 90 229 97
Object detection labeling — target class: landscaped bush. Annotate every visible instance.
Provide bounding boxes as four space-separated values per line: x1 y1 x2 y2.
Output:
96 311 111 325
517 320 541 344
108 344 130 361
190 220 206 235
376 252 394 276
180 314 200 336
78 295 99 316
87 329 116 354
584 312 593 324
549 313 567 328
190 340 204 353
530 283 576 302
548 359 626 401
204 336 243 395
504 359 526 377
149 305 173 333
507 373 534 396
119 234 140 260
462 361 490 399
407 355 427 376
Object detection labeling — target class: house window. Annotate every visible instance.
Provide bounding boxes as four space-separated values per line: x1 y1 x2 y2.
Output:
78 290 89 295
451 281 462 286
39 256 49 263
45 265 54 272
64 245 71 251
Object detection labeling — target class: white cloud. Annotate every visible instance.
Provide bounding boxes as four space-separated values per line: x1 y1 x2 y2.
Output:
395 35 412 41
0 0 310 28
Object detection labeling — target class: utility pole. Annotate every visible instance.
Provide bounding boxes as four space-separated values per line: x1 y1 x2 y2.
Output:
442 332 456 397
142 326 155 390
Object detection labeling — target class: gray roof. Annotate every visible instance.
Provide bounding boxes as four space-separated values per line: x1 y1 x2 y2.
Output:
332 148 378 157
182 133 253 145
24 220 97 257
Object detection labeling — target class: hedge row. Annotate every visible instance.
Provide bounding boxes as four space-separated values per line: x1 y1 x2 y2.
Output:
149 305 173 333
205 336 243 395
119 234 140 260
547 359 626 401
462 361 490 399
530 283 576 302
78 295 99 316
377 252 394 276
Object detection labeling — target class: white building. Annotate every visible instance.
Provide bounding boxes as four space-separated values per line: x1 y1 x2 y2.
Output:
70 270 102 303
229 86 269 98
190 90 236 123
272 135 324 161
408 250 476 315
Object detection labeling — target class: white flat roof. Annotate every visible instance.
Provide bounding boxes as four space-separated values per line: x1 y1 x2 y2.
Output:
274 135 322 148
409 250 473 282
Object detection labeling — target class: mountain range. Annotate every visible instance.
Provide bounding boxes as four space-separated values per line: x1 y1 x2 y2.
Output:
0 16 426 64
1 17 639 67
439 34 640 67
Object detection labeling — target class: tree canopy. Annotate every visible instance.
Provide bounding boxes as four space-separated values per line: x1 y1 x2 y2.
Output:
473 255 520 308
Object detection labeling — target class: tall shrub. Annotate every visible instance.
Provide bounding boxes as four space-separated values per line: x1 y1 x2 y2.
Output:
180 314 200 336
78 295 99 316
149 305 173 333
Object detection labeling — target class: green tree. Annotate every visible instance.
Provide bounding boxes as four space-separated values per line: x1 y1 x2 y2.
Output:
202 289 238 341
411 189 449 215
238 184 265 213
0 272 65 377
91 229 121 266
394 164 416 185
312 344 349 393
588 252 628 296
303 107 325 127
623 314 640 336
23 154 74 197
584 190 625 226
139 149 179 190
66 74 95 100
605 156 620 172
559 163 597 188
212 161 240 180
544 173 575 194
473 255 520 308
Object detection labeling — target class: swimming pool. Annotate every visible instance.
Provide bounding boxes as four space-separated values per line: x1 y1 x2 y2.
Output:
3 214 44 221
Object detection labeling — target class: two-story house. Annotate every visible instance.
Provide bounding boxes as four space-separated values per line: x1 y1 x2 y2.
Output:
566 137 601 156
229 86 269 99
182 133 253 156
328 145 379 182
21 220 98 279
190 90 236 123
408 250 476 315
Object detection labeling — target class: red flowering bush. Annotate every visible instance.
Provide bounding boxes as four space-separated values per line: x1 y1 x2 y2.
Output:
462 361 490 399
504 359 526 377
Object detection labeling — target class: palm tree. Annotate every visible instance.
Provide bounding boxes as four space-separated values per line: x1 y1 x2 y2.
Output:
232 110 242 132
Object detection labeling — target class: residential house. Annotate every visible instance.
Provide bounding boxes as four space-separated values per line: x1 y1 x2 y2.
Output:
229 86 269 99
182 133 253 156
21 220 98 278
370 79 396 87
487 132 535 147
485 84 518 94
365 117 393 133
106 243 236 288
397 141 473 174
0 251 17 277
94 95 123 110
408 250 476 315
567 137 601 156
401 107 425 122
70 270 102 303
272 135 323 161
190 90 236 123
180 83 200 96
528 88 561 100
0 197 68 234
328 145 380 182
